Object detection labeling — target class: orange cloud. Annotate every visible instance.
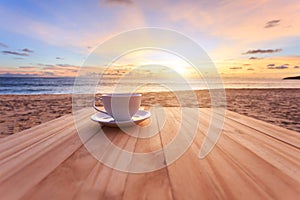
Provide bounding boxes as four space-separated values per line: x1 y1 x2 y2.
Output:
264 19 281 28
218 55 300 78
243 49 282 54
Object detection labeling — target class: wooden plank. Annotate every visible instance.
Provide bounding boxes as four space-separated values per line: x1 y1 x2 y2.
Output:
0 109 97 200
122 107 173 200
225 110 300 148
159 107 223 199
202 108 300 155
21 117 122 200
198 108 300 199
74 121 142 199
0 114 71 150
23 109 142 200
190 108 275 199
0 107 299 200
0 109 91 161
223 122 300 181
201 108 300 180
217 134 300 199
21 145 99 200
0 109 91 177
81 129 133 200
0 114 71 145
101 115 157 200
160 107 300 199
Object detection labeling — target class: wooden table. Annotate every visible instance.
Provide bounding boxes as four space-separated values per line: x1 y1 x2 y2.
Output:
0 107 299 200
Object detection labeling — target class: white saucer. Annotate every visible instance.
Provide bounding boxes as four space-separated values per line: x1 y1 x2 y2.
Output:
90 110 151 127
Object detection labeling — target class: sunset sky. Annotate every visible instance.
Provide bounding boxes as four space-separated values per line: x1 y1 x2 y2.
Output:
0 0 299 79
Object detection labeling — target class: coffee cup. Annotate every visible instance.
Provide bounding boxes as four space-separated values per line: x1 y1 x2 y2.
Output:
93 93 142 121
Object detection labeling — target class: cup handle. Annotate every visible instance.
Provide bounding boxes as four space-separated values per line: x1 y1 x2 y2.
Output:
92 97 109 115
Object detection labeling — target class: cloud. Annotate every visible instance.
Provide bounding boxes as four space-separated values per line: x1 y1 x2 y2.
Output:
33 63 80 70
268 64 289 69
42 64 79 76
2 50 29 56
0 72 40 77
18 66 40 70
22 48 34 53
249 57 262 60
0 42 8 48
294 66 299 69
243 48 282 54
102 0 133 5
44 64 55 67
247 68 254 71
56 57 64 60
42 64 80 72
243 64 251 66
56 64 78 67
264 19 280 28
36 63 54 67
18 66 36 69
13 63 81 77
44 72 56 76
1 48 33 57
276 65 289 69
229 67 242 70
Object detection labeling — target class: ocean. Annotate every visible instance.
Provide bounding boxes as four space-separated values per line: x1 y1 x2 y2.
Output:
0 77 75 94
0 76 299 94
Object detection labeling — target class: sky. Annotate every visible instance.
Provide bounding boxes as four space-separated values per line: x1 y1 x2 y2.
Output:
0 0 299 79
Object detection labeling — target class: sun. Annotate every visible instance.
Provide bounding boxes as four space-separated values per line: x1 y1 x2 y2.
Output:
173 65 188 75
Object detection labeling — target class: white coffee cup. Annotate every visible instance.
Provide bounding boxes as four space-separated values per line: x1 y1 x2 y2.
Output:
93 93 142 121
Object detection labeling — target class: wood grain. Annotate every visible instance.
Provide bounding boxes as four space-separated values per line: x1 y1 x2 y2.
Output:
0 107 299 200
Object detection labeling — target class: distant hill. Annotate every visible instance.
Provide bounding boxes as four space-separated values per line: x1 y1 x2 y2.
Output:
283 76 300 80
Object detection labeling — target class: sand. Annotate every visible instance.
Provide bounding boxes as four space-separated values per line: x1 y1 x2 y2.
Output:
0 88 299 137
0 94 72 137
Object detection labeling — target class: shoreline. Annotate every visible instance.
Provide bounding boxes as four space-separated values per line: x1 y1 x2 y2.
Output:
1 87 300 95
1 88 299 137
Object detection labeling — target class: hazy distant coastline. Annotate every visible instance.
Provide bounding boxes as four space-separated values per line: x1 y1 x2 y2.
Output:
283 76 300 80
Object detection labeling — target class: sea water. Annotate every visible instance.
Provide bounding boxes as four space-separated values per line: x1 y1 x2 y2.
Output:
0 76 299 94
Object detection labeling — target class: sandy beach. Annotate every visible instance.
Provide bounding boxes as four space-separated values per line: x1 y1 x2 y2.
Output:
0 88 299 137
